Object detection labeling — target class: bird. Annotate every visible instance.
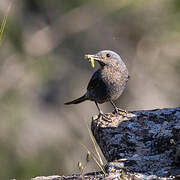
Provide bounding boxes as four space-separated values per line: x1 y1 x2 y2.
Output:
65 50 129 117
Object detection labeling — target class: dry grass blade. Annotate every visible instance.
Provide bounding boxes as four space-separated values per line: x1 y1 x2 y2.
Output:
0 2 12 45
87 126 104 166
80 142 106 174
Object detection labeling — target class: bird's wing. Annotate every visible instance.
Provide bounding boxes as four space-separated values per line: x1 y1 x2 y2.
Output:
87 70 101 91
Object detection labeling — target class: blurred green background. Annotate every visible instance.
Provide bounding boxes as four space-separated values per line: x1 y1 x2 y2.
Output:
0 0 180 179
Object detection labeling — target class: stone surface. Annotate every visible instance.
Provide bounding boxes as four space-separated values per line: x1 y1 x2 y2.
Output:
30 172 116 180
91 107 180 179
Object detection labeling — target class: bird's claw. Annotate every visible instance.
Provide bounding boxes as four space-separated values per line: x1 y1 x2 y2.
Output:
113 108 127 116
98 112 112 122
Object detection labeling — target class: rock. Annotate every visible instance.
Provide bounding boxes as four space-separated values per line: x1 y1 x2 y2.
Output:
31 176 60 180
91 107 180 179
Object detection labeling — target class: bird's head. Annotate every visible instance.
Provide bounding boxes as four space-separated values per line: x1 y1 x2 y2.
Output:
85 50 124 67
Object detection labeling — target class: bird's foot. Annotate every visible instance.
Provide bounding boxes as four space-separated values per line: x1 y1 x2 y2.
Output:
113 107 127 116
98 111 112 122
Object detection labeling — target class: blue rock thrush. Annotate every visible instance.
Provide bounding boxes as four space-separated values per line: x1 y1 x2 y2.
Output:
65 50 129 116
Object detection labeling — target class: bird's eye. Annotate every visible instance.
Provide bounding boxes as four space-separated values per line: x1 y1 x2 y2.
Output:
106 53 111 58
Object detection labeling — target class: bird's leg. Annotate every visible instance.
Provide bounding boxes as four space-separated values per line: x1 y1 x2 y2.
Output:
109 100 127 115
95 101 111 122
95 101 103 115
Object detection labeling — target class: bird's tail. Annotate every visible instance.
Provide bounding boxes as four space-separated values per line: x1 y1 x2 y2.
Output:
64 94 88 105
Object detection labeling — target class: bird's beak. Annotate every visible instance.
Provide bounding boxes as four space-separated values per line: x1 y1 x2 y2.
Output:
84 54 101 68
84 54 100 61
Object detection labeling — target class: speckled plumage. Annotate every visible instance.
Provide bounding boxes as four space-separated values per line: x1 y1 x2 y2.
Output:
65 50 129 113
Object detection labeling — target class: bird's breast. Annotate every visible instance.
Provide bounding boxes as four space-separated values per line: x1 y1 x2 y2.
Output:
101 65 128 100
